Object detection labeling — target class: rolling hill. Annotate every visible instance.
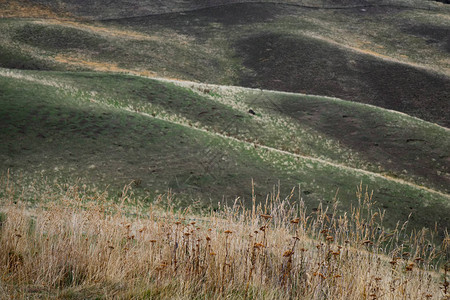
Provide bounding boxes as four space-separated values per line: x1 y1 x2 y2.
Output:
1 68 449 235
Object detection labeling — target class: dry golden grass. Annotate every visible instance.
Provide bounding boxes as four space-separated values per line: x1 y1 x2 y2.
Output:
34 19 160 41
0 174 448 299
53 54 160 79
0 0 67 19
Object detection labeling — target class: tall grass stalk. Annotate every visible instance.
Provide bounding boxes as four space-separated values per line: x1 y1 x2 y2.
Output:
0 175 448 299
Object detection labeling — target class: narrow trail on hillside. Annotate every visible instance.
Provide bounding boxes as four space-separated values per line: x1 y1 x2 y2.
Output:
1 68 449 200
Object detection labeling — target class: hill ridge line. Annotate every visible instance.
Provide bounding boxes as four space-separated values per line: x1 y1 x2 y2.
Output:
1 68 448 199
152 76 450 133
301 32 450 78
118 103 450 200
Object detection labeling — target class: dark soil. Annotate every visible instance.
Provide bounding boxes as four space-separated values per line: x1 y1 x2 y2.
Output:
235 32 450 127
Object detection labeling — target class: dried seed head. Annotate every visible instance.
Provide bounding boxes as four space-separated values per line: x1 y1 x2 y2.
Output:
260 214 272 220
175 221 181 225
206 236 211 241
149 240 157 243
254 243 264 249
283 250 294 257
290 218 300 224
224 230 233 234
326 235 334 241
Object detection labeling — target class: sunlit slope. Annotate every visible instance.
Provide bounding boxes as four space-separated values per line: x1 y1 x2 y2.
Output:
3 69 447 193
0 69 449 234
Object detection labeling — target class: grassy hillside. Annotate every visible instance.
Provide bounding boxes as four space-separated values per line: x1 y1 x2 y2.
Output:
1 1 449 126
1 68 449 235
106 2 450 126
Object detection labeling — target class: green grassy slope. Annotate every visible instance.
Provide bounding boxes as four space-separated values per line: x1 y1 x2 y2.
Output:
0 69 449 235
4 69 448 193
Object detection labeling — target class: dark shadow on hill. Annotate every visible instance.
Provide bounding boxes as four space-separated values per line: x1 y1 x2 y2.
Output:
269 94 450 194
235 32 450 127
402 24 450 53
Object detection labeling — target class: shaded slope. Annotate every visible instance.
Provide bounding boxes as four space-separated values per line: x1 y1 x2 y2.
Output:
235 32 450 127
236 90 450 194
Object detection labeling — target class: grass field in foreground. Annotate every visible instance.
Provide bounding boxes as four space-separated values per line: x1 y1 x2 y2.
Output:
0 176 448 299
